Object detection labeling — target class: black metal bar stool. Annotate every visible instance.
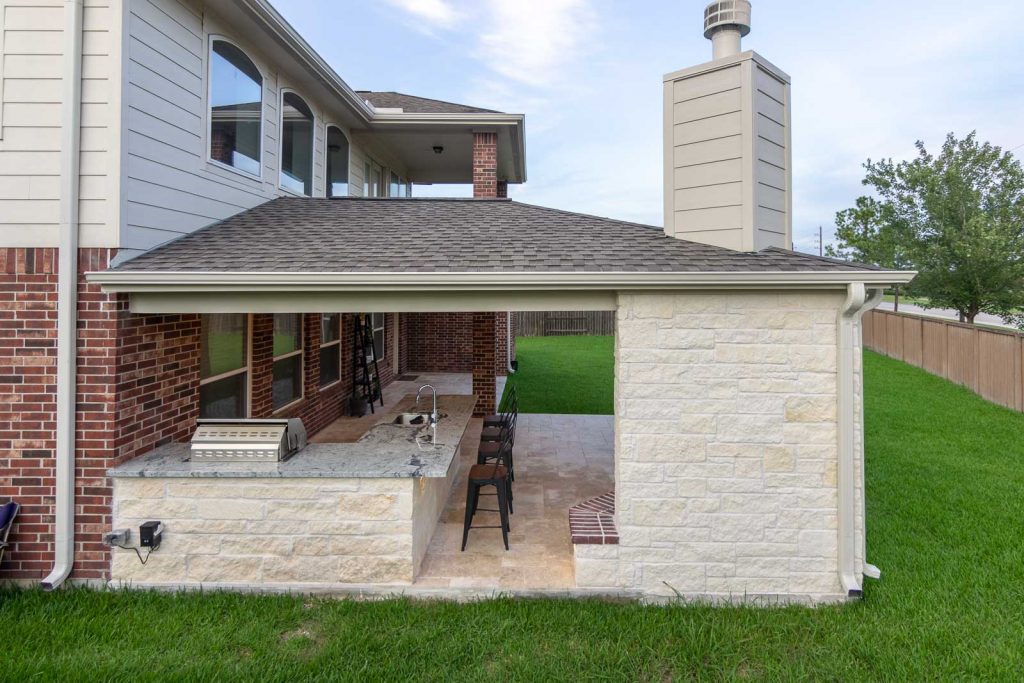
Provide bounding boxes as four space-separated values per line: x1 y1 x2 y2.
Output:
479 410 517 484
481 391 517 443
483 384 518 429
461 428 514 551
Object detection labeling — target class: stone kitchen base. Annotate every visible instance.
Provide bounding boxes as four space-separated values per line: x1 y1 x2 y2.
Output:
112 473 457 585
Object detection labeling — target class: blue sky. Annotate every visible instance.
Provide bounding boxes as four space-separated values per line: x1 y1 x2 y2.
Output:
273 0 1024 254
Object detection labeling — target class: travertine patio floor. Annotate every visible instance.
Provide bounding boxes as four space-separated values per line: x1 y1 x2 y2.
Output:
415 413 615 590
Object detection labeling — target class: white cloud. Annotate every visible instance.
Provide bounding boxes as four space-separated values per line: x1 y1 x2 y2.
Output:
382 0 459 29
478 0 597 87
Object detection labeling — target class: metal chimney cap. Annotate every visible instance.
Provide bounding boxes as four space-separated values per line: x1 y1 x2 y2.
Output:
703 1 752 39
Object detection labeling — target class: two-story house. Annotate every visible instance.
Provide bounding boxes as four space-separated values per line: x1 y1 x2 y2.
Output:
0 0 912 602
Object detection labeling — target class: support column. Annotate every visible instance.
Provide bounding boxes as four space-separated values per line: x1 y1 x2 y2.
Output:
472 132 498 199
472 312 497 416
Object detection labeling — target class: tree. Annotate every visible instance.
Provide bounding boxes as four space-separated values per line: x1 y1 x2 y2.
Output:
826 196 914 310
833 132 1024 325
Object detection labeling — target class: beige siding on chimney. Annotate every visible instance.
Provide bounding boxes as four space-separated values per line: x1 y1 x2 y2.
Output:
663 52 792 252
666 62 745 250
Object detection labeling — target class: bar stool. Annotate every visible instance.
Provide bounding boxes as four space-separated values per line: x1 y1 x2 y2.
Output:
479 411 517 484
461 429 514 551
483 385 518 429
481 392 517 443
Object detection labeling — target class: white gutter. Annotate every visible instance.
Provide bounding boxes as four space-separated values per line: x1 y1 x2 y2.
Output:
43 0 84 590
836 283 883 597
86 269 916 293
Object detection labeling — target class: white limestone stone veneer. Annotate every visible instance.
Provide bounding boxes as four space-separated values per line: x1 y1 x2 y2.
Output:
111 472 458 585
574 291 866 603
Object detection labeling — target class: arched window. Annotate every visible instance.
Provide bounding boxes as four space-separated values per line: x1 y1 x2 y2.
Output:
326 126 349 197
280 92 314 195
209 40 262 176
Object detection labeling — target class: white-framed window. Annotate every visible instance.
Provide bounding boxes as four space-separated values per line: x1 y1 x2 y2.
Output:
389 171 401 198
200 314 250 418
363 160 383 197
325 126 349 197
319 313 341 387
207 38 263 177
370 313 385 361
272 314 304 410
279 91 314 195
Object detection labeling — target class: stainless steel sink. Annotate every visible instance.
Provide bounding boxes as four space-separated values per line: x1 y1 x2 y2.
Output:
391 413 429 426
391 412 447 426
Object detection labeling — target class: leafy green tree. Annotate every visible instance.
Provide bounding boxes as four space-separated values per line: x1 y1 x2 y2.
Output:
834 132 1024 325
826 196 914 310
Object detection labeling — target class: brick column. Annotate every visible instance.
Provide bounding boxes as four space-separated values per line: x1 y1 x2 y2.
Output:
496 180 508 198
471 312 496 416
472 132 497 199
249 314 274 418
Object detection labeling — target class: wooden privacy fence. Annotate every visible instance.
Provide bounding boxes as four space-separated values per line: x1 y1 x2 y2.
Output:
514 311 616 337
863 309 1024 413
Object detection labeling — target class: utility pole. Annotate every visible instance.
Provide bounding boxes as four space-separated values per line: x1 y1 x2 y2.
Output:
818 226 823 256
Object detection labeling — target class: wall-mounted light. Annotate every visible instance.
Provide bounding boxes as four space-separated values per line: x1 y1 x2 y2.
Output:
432 145 444 155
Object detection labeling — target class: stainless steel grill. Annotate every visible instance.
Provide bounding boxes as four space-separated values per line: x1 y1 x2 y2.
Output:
190 418 307 463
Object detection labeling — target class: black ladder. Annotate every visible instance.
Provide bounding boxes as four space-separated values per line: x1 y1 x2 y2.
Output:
351 314 384 415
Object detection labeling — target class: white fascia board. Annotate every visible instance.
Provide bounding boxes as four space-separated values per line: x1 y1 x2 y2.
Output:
368 113 525 127
86 269 917 293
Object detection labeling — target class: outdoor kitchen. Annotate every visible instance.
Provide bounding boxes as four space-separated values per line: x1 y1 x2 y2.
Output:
107 391 477 587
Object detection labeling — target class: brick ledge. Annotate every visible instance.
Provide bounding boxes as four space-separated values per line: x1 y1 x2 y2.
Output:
569 491 618 545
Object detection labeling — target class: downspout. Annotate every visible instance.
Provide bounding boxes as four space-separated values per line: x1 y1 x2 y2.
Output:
43 0 84 590
837 283 882 597
506 311 515 374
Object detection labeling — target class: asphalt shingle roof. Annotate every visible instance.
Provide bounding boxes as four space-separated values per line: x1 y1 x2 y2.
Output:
112 198 880 274
356 91 500 114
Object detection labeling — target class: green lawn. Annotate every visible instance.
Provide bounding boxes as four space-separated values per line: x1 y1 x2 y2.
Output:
5 351 1024 679
505 335 614 414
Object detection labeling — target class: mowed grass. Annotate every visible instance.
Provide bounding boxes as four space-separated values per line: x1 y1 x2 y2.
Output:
4 351 1024 680
505 335 614 414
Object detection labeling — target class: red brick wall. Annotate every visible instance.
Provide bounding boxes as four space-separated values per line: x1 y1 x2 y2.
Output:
0 248 201 581
496 180 508 198
472 132 498 199
400 312 511 377
402 312 474 373
0 248 59 579
495 312 511 375
472 312 497 417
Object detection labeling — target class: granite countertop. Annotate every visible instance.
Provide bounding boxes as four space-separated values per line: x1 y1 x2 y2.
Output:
108 394 477 479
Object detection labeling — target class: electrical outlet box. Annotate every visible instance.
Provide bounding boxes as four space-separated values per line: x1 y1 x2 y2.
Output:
102 528 131 546
139 521 163 549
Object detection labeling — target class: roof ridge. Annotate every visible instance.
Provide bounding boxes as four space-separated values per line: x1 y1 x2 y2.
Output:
759 246 881 271
354 90 500 114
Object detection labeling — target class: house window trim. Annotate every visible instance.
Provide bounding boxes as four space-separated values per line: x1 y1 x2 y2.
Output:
206 35 265 181
324 123 351 198
370 313 386 362
278 88 316 197
271 314 305 413
199 314 253 419
319 313 343 390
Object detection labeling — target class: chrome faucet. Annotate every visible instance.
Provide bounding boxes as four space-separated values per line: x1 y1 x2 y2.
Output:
415 384 439 425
